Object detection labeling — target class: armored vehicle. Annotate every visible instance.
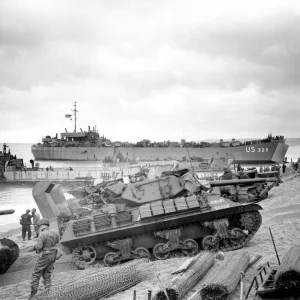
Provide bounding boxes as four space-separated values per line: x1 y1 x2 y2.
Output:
0 209 20 274
33 170 265 268
215 169 280 203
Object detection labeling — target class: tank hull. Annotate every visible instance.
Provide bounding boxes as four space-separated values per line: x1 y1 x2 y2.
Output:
32 140 288 163
60 200 261 249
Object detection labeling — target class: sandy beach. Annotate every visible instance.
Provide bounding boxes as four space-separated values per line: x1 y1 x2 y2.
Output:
0 167 299 300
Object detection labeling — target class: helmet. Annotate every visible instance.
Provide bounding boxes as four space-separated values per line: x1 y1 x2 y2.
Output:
38 218 50 226
26 209 30 213
31 208 36 212
141 167 150 174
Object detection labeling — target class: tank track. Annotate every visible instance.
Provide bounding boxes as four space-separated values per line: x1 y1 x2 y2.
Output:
219 211 262 252
73 210 262 266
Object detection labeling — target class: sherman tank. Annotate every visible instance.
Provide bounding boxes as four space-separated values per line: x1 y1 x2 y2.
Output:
0 209 20 274
33 170 265 268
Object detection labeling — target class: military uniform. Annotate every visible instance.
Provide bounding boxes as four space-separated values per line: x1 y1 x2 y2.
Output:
32 211 41 238
30 226 60 297
20 212 32 240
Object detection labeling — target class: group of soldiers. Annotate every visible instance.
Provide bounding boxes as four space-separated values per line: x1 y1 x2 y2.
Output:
20 209 60 299
20 208 40 240
197 173 219 181
258 163 286 173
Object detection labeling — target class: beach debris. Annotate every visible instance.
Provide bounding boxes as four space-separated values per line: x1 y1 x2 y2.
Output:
269 227 281 265
35 259 148 300
274 245 300 293
154 252 215 300
246 254 263 271
200 251 250 300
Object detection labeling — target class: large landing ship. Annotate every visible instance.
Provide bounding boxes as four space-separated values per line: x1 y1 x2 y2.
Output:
31 104 288 164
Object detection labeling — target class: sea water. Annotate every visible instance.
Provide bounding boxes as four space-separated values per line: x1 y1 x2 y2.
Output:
0 143 299 230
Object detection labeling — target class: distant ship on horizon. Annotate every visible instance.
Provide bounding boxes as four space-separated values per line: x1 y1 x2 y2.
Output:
31 103 289 164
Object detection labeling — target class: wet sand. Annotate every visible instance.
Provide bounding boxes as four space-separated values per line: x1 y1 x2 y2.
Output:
0 168 299 300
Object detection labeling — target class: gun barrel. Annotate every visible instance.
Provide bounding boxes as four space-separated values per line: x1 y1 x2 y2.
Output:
210 178 277 187
0 209 15 216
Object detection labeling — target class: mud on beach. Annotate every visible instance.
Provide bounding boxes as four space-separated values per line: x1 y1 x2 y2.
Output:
0 169 299 300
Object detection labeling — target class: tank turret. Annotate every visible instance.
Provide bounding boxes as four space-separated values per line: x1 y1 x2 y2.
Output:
0 209 20 274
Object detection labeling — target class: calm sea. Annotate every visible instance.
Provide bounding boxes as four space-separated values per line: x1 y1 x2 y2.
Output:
0 142 299 230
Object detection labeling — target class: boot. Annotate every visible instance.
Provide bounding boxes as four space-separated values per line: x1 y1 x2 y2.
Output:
28 289 37 300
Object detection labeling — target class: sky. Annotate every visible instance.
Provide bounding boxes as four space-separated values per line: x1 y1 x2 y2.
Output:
1 0 300 143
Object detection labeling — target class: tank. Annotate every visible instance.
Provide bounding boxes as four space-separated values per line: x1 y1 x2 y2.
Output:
214 169 280 203
33 172 263 268
0 209 20 274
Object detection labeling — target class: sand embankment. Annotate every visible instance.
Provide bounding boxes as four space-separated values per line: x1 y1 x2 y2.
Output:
0 168 299 300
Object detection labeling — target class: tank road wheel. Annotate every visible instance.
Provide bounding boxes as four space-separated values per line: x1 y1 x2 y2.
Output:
103 252 121 267
72 245 97 265
182 239 198 257
153 243 170 260
134 247 151 260
202 235 220 252
229 228 246 246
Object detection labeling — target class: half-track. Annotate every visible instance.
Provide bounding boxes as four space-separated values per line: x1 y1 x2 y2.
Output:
0 209 20 274
33 170 264 268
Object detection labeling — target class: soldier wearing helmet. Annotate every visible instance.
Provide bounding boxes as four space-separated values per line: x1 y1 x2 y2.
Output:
28 218 60 299
140 167 150 181
20 209 33 241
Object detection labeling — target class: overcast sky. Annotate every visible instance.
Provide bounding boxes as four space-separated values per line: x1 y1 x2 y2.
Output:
1 0 300 143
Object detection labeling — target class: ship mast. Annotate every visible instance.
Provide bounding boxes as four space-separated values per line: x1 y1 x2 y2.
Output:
72 102 78 132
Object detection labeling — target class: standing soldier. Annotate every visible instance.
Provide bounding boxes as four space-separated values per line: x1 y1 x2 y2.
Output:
259 166 264 173
282 163 286 174
20 209 32 241
28 218 60 299
31 208 41 238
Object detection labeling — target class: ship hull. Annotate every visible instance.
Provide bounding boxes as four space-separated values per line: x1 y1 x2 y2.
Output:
31 140 288 163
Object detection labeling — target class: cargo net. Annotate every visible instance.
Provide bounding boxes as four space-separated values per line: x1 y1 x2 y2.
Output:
36 259 149 300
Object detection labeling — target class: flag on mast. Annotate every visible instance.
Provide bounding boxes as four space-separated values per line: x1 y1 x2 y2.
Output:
65 114 72 119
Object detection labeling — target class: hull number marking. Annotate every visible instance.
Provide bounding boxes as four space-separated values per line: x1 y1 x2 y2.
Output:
246 147 269 153
214 204 230 210
210 199 225 205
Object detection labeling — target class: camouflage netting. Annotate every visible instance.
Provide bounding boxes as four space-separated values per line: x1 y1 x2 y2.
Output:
36 259 149 300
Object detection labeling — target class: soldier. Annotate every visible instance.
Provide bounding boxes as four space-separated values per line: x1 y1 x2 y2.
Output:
28 218 60 299
264 165 270 172
221 167 233 180
259 166 264 173
140 167 150 181
20 209 32 241
31 208 41 238
239 169 249 179
282 163 286 174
